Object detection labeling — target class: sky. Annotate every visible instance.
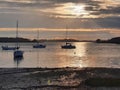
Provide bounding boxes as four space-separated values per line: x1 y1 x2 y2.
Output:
0 0 120 39
0 0 120 29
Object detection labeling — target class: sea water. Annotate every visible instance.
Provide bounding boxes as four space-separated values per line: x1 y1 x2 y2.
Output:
0 42 120 68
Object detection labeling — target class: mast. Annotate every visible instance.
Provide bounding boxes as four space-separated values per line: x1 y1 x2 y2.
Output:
16 20 19 48
37 29 39 44
16 20 18 38
65 26 68 44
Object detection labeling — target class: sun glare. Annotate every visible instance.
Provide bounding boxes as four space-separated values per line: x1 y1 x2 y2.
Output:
71 5 86 16
59 3 89 17
42 3 90 18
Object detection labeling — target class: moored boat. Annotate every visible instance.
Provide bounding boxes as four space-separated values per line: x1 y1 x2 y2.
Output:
2 46 19 50
61 26 76 49
33 30 46 48
61 42 76 49
13 20 24 58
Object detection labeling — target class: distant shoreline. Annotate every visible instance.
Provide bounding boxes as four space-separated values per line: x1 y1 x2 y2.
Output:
0 37 94 43
96 37 120 44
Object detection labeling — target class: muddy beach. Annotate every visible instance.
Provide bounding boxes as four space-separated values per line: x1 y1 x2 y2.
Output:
0 67 120 90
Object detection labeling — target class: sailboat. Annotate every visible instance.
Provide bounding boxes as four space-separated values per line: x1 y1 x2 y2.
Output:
33 30 46 48
14 20 23 58
2 45 19 50
2 22 20 50
61 26 76 49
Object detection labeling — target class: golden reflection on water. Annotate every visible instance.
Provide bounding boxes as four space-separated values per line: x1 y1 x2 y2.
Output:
55 42 88 67
73 42 88 67
75 42 87 57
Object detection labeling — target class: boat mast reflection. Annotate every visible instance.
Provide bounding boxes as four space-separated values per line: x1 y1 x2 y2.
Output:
36 50 40 68
14 56 23 68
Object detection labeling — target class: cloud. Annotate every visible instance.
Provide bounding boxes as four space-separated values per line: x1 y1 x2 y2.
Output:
0 0 105 11
0 0 120 29
91 6 120 16
85 0 120 16
0 0 120 17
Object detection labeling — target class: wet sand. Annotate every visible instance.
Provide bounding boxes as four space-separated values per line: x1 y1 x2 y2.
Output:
0 67 120 90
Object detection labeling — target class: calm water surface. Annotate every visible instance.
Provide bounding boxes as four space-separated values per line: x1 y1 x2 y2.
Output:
0 42 120 68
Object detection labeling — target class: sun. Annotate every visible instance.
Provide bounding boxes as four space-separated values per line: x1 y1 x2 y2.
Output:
61 3 88 17
56 3 89 18
72 5 86 16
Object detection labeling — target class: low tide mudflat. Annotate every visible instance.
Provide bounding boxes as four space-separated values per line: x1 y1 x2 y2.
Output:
0 67 120 90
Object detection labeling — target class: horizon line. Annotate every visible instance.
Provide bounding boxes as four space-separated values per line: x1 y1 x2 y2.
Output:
0 28 120 32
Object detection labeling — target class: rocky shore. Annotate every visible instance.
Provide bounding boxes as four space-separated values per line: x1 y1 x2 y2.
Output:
0 67 120 90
